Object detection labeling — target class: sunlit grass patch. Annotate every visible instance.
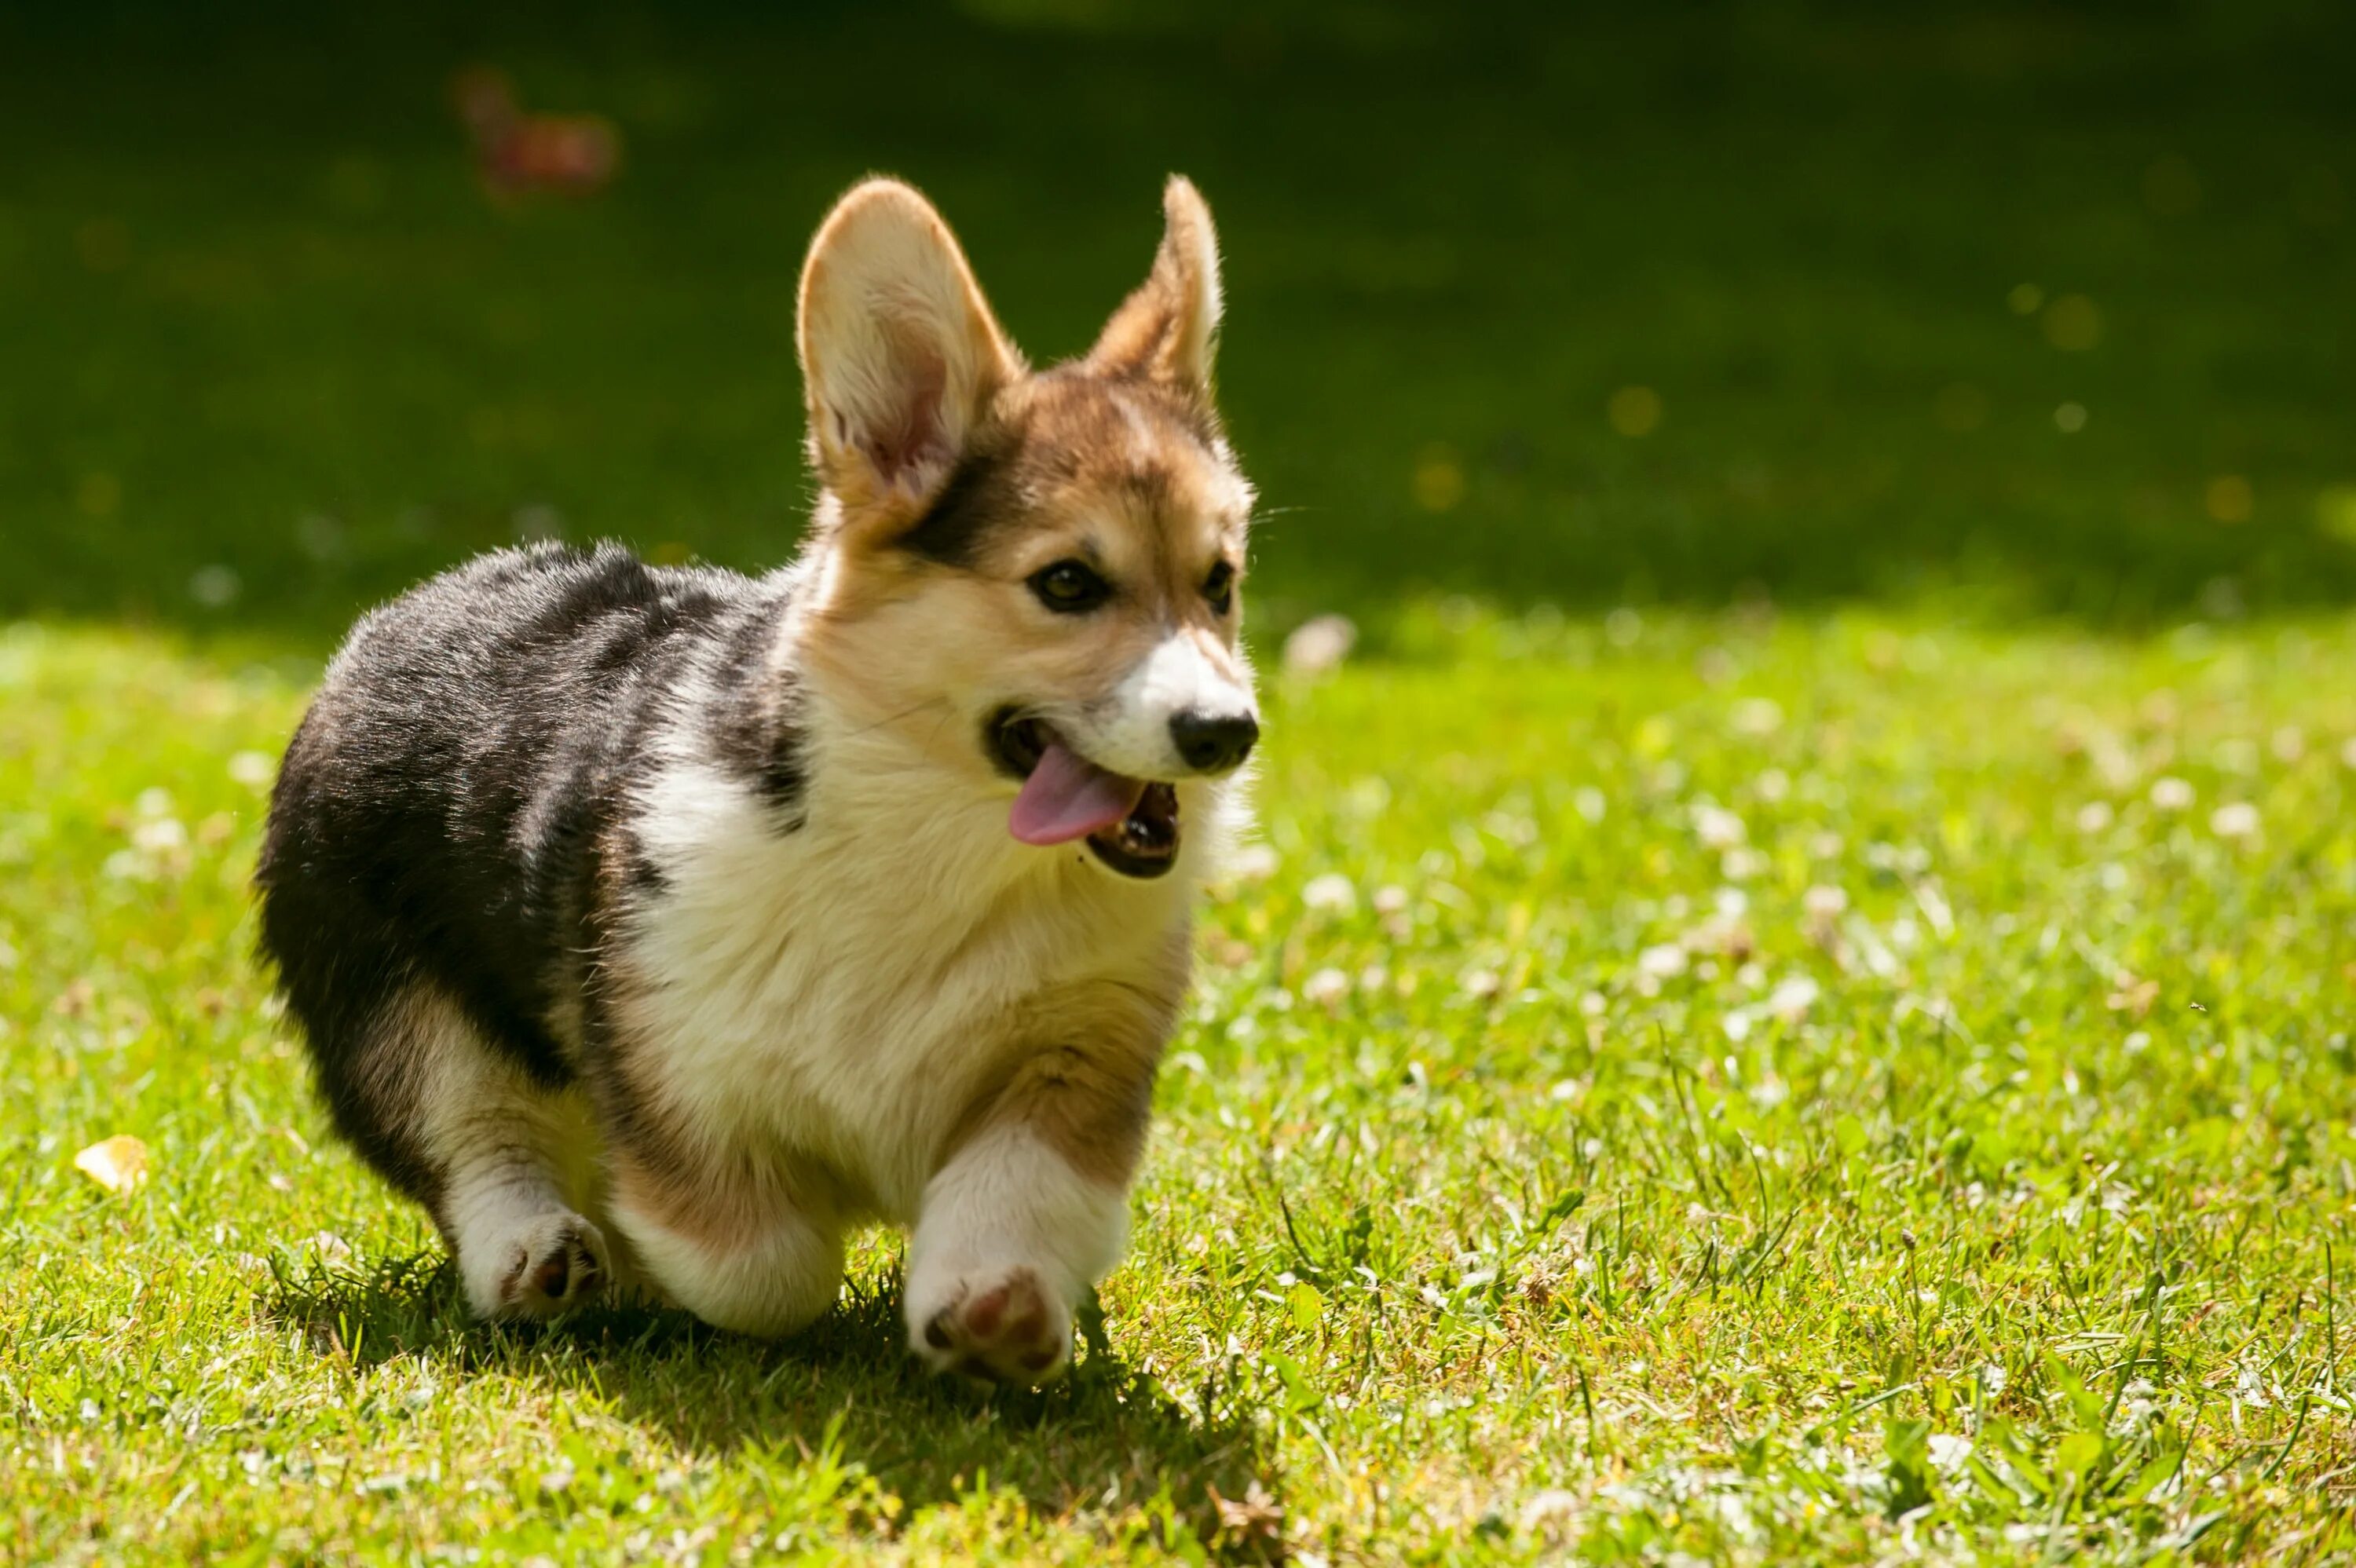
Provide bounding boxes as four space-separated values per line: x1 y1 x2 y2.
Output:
4 609 2354 1563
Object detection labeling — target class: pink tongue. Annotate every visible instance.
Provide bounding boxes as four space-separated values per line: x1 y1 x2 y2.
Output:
1009 741 1147 846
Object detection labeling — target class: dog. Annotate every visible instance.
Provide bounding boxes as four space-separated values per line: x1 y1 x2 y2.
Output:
255 175 1259 1383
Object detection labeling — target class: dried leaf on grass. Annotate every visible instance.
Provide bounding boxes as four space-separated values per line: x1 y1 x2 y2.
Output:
74 1134 150 1194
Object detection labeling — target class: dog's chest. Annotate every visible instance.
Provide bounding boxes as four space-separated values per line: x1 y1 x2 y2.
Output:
616 755 1164 1216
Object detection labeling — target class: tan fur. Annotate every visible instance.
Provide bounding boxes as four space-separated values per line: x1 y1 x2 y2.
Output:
943 930 1191 1190
1088 177 1223 397
606 1136 835 1256
800 372 1253 766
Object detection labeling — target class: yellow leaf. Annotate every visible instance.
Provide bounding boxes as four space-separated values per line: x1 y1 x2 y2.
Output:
74 1134 150 1195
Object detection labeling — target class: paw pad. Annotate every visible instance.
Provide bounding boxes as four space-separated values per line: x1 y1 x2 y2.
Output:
918 1266 1069 1383
496 1214 609 1318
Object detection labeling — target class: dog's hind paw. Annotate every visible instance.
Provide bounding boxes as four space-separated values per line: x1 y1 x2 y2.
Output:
914 1265 1069 1384
488 1212 609 1318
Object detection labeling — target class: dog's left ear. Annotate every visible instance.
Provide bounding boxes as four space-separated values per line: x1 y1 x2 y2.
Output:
1088 175 1222 400
799 178 1022 539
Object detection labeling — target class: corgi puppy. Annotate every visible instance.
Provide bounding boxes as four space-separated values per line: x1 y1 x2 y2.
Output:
255 176 1259 1383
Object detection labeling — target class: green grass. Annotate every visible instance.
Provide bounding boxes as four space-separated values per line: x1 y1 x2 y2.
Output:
6 2 2356 1559
2 1 2354 634
6 607 2355 1563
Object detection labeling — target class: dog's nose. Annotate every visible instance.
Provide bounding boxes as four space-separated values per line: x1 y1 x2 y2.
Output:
1169 710 1259 773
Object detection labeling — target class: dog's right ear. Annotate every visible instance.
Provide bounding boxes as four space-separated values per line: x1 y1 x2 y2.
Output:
798 179 1021 543
1088 176 1222 401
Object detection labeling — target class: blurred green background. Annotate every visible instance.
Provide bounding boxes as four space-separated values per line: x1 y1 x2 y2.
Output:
4 0 2353 639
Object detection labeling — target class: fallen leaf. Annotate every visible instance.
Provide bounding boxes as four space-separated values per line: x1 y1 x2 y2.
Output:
75 1134 150 1194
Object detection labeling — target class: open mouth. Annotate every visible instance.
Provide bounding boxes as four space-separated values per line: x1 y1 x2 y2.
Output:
992 712 1180 879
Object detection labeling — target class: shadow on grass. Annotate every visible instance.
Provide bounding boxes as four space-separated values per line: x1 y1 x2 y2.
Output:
262 1247 1280 1556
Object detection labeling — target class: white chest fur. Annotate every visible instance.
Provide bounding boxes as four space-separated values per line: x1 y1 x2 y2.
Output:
620 714 1205 1222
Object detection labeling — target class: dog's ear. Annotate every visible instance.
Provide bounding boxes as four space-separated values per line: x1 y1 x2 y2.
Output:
798 178 1020 539
1088 175 1221 399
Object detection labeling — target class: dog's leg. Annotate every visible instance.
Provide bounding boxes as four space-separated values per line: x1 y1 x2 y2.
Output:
434 1084 610 1321
445 1171 610 1321
437 1097 610 1321
905 1117 1132 1383
603 1145 845 1338
357 988 612 1320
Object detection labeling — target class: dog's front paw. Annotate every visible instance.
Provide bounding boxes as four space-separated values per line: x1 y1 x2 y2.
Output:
489 1212 609 1318
911 1265 1070 1383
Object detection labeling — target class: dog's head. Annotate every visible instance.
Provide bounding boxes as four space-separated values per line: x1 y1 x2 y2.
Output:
792 176 1257 883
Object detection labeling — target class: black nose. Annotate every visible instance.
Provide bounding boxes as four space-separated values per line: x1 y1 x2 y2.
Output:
1169 710 1259 773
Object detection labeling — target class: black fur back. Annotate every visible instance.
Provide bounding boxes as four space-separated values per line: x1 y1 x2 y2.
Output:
256 542 800 1205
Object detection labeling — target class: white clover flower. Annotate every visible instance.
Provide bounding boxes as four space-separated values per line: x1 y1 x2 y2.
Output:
1227 843 1281 881
1302 873 1356 912
1520 1489 1580 1533
1693 805 1747 849
1638 943 1688 979
1302 967 1350 1007
1926 1434 1974 1475
1721 847 1770 881
2209 802 2259 840
1768 976 1820 1022
2075 801 2114 833
131 817 188 854
2149 776 2196 811
1281 613 1356 677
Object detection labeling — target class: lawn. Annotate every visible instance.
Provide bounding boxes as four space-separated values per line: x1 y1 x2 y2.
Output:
5 607 2354 1563
5 0 2356 1560
2 2 2353 635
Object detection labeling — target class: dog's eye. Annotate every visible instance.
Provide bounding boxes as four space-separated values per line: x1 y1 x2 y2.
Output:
1030 559 1112 614
1203 560 1235 616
